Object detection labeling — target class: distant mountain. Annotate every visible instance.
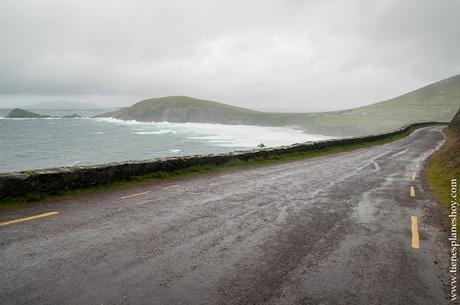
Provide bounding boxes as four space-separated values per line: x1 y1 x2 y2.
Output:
24 100 99 110
96 74 460 136
6 108 51 118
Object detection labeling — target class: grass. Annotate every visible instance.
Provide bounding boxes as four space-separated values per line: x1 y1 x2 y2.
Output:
0 126 422 211
425 128 460 232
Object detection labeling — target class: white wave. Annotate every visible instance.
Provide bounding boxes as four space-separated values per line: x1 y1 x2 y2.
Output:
187 135 235 141
93 117 332 148
133 130 176 135
169 149 181 153
181 123 332 148
94 117 143 125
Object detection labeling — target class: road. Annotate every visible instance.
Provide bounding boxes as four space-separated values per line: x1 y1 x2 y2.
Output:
0 126 450 305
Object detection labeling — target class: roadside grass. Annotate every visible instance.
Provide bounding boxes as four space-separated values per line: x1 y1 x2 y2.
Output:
425 128 460 231
0 126 424 211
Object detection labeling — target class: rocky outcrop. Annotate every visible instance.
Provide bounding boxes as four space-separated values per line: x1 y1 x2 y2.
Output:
449 108 460 132
6 108 51 118
62 113 81 118
0 122 444 202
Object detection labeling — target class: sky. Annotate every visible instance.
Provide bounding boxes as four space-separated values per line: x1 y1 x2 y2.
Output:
0 0 459 111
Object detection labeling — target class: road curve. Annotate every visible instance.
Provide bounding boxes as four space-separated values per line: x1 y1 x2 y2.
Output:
0 126 449 305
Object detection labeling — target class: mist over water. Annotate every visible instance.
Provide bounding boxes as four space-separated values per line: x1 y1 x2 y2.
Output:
0 109 331 172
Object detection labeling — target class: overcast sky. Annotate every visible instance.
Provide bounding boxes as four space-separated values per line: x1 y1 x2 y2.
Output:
0 0 459 111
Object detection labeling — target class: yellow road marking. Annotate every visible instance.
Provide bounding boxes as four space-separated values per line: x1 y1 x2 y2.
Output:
410 186 416 197
412 172 416 180
0 211 59 227
121 191 151 199
411 216 420 249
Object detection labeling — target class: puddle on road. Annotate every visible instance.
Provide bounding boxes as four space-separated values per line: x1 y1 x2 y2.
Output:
352 192 377 224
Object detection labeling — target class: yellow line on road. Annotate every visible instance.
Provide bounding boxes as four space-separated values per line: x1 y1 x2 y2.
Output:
411 216 420 249
412 172 416 180
0 211 59 227
121 191 151 199
410 186 416 197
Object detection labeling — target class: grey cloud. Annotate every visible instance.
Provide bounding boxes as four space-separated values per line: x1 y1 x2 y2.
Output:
0 0 458 111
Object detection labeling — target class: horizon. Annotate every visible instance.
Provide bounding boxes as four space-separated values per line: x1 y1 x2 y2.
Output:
1 72 458 113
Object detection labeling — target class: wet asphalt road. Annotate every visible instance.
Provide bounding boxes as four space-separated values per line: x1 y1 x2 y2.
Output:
0 126 450 305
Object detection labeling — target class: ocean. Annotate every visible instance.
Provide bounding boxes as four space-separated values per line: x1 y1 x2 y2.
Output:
0 109 332 173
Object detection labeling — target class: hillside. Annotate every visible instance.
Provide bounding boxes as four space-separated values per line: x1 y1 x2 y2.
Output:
97 74 460 136
313 74 460 135
96 96 283 124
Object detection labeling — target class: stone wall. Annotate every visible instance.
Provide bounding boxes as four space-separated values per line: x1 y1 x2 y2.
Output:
0 122 445 201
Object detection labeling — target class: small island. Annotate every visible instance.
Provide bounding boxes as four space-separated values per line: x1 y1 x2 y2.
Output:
6 108 51 118
5 108 82 119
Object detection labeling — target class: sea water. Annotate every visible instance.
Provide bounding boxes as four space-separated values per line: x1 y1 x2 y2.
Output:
0 109 332 172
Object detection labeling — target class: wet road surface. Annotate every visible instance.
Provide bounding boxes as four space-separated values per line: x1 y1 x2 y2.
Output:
0 126 450 305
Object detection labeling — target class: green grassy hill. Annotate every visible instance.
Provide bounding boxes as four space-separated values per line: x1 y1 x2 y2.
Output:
97 96 277 124
97 74 460 136
313 74 460 135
